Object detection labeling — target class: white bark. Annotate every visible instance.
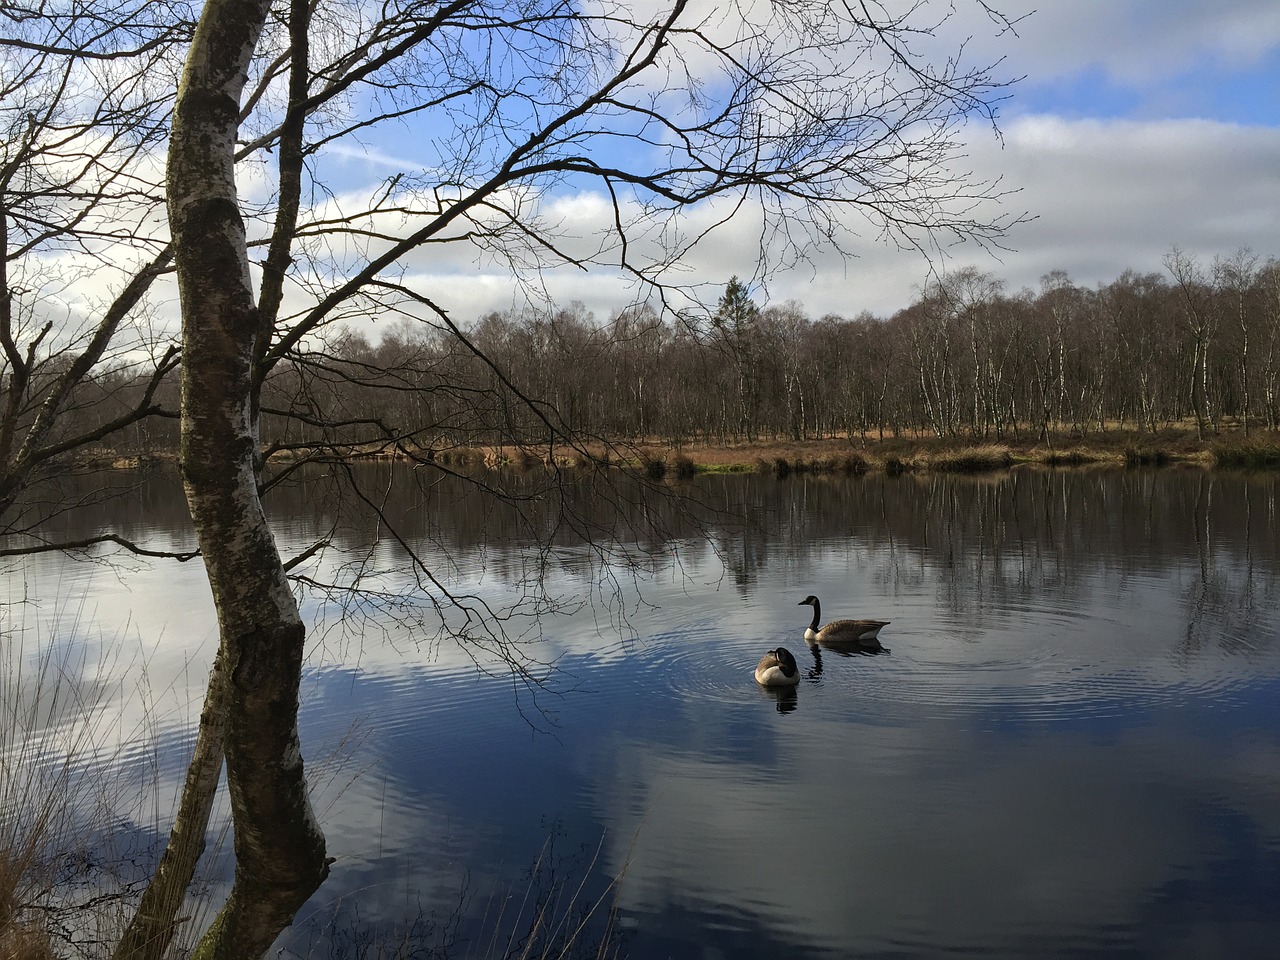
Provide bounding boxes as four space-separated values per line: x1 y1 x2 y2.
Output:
165 0 329 956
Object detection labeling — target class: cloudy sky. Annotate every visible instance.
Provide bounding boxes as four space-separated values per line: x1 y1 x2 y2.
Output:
353 0 1280 327
929 0 1280 307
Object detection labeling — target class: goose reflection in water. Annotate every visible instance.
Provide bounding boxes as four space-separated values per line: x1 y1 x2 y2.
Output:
759 683 799 714
803 635 887 684
806 634 890 663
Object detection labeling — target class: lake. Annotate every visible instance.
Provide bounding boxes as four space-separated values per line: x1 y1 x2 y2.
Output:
6 464 1280 959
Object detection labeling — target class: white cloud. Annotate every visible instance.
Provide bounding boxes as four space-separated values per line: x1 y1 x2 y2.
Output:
963 115 1280 293
41 112 1279 340
352 110 1279 325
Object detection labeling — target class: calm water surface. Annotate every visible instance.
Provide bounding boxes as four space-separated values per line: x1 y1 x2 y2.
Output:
6 466 1280 958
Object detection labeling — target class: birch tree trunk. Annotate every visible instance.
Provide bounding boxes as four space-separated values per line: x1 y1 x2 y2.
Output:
166 0 329 955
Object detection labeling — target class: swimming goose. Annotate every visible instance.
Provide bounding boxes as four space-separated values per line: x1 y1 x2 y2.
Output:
798 595 889 645
754 647 801 687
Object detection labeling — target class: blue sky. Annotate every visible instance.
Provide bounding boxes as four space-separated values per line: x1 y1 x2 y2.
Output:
1016 63 1280 125
1007 5 1280 126
330 0 1280 325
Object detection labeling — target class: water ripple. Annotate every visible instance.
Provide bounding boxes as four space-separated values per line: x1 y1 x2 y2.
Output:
834 626 1260 726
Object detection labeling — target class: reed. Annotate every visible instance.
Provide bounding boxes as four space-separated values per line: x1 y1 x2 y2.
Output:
751 454 869 477
801 455 837 474
1211 439 1280 469
475 830 626 960
0 911 55 960
1040 447 1108 466
671 454 698 480
840 453 870 475
881 455 912 477
1124 445 1171 467
434 446 483 466
0 629 143 957
925 444 1012 473
517 449 546 470
695 462 754 475
291 826 628 960
571 449 614 470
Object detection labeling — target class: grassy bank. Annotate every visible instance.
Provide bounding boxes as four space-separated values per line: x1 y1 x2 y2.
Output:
282 429 1280 476
617 426 1280 477
93 426 1280 477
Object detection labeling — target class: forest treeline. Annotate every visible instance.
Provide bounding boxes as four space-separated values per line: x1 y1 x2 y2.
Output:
78 249 1280 458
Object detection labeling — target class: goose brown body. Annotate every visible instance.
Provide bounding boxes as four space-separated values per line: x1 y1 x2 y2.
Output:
798 595 889 644
755 647 801 686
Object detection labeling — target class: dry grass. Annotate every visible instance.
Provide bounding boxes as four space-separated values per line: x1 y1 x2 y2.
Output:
257 426 1280 478
1212 439 1280 469
0 915 56 960
1 635 98 957
0 619 191 959
920 444 1013 473
597 424 1280 475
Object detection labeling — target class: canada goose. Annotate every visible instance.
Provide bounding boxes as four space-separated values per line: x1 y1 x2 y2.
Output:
798 595 889 645
755 647 801 687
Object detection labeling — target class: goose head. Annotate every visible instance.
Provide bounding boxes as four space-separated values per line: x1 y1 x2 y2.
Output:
797 595 821 640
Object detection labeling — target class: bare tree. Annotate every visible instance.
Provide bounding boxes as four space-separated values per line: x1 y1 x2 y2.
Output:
0 0 187 543
1215 248 1260 434
2 0 1030 955
1259 259 1280 429
1165 247 1220 440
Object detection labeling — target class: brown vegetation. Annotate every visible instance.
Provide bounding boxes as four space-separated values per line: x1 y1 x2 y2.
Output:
393 424 1269 477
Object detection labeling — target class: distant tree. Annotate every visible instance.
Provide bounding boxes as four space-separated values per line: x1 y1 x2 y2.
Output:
1215 248 1260 434
1165 248 1219 439
1258 259 1280 429
712 277 764 439
759 302 809 440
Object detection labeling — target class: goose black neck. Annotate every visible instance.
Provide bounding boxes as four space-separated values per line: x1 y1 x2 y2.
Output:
808 599 821 631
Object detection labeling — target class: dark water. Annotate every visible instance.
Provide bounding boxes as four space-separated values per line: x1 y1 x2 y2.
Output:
6 465 1280 958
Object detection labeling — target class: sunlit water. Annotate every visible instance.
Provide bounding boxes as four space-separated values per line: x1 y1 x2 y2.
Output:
5 466 1280 958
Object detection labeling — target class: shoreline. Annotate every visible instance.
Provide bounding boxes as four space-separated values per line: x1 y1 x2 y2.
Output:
464 426 1280 475
99 427 1280 475
636 430 1266 475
